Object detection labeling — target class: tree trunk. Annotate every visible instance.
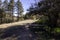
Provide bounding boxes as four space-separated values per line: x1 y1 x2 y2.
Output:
17 11 20 21
12 10 14 22
17 16 19 21
0 18 2 24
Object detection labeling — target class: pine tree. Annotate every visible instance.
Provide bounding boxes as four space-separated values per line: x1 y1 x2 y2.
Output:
2 0 9 23
3 0 8 11
8 0 14 21
0 0 2 8
0 9 4 24
16 0 23 21
0 0 3 24
41 0 60 27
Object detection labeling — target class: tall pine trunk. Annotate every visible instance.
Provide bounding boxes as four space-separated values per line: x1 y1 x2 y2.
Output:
17 10 20 21
12 9 14 22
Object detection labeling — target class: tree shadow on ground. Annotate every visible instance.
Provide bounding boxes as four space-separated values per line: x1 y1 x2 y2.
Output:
0 24 37 40
0 23 60 40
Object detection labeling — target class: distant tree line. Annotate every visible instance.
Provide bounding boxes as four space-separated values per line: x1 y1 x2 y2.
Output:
0 0 23 24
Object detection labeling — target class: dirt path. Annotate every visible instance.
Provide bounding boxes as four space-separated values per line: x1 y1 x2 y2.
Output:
0 20 38 40
0 19 37 28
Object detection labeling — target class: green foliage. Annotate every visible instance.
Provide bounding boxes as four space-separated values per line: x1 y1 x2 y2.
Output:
54 28 60 33
0 0 24 24
0 9 4 18
36 16 48 24
28 0 60 39
3 0 8 11
28 0 60 27
16 0 23 21
8 0 14 11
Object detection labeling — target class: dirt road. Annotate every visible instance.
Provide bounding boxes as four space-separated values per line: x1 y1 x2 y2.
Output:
0 19 37 28
0 20 38 40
